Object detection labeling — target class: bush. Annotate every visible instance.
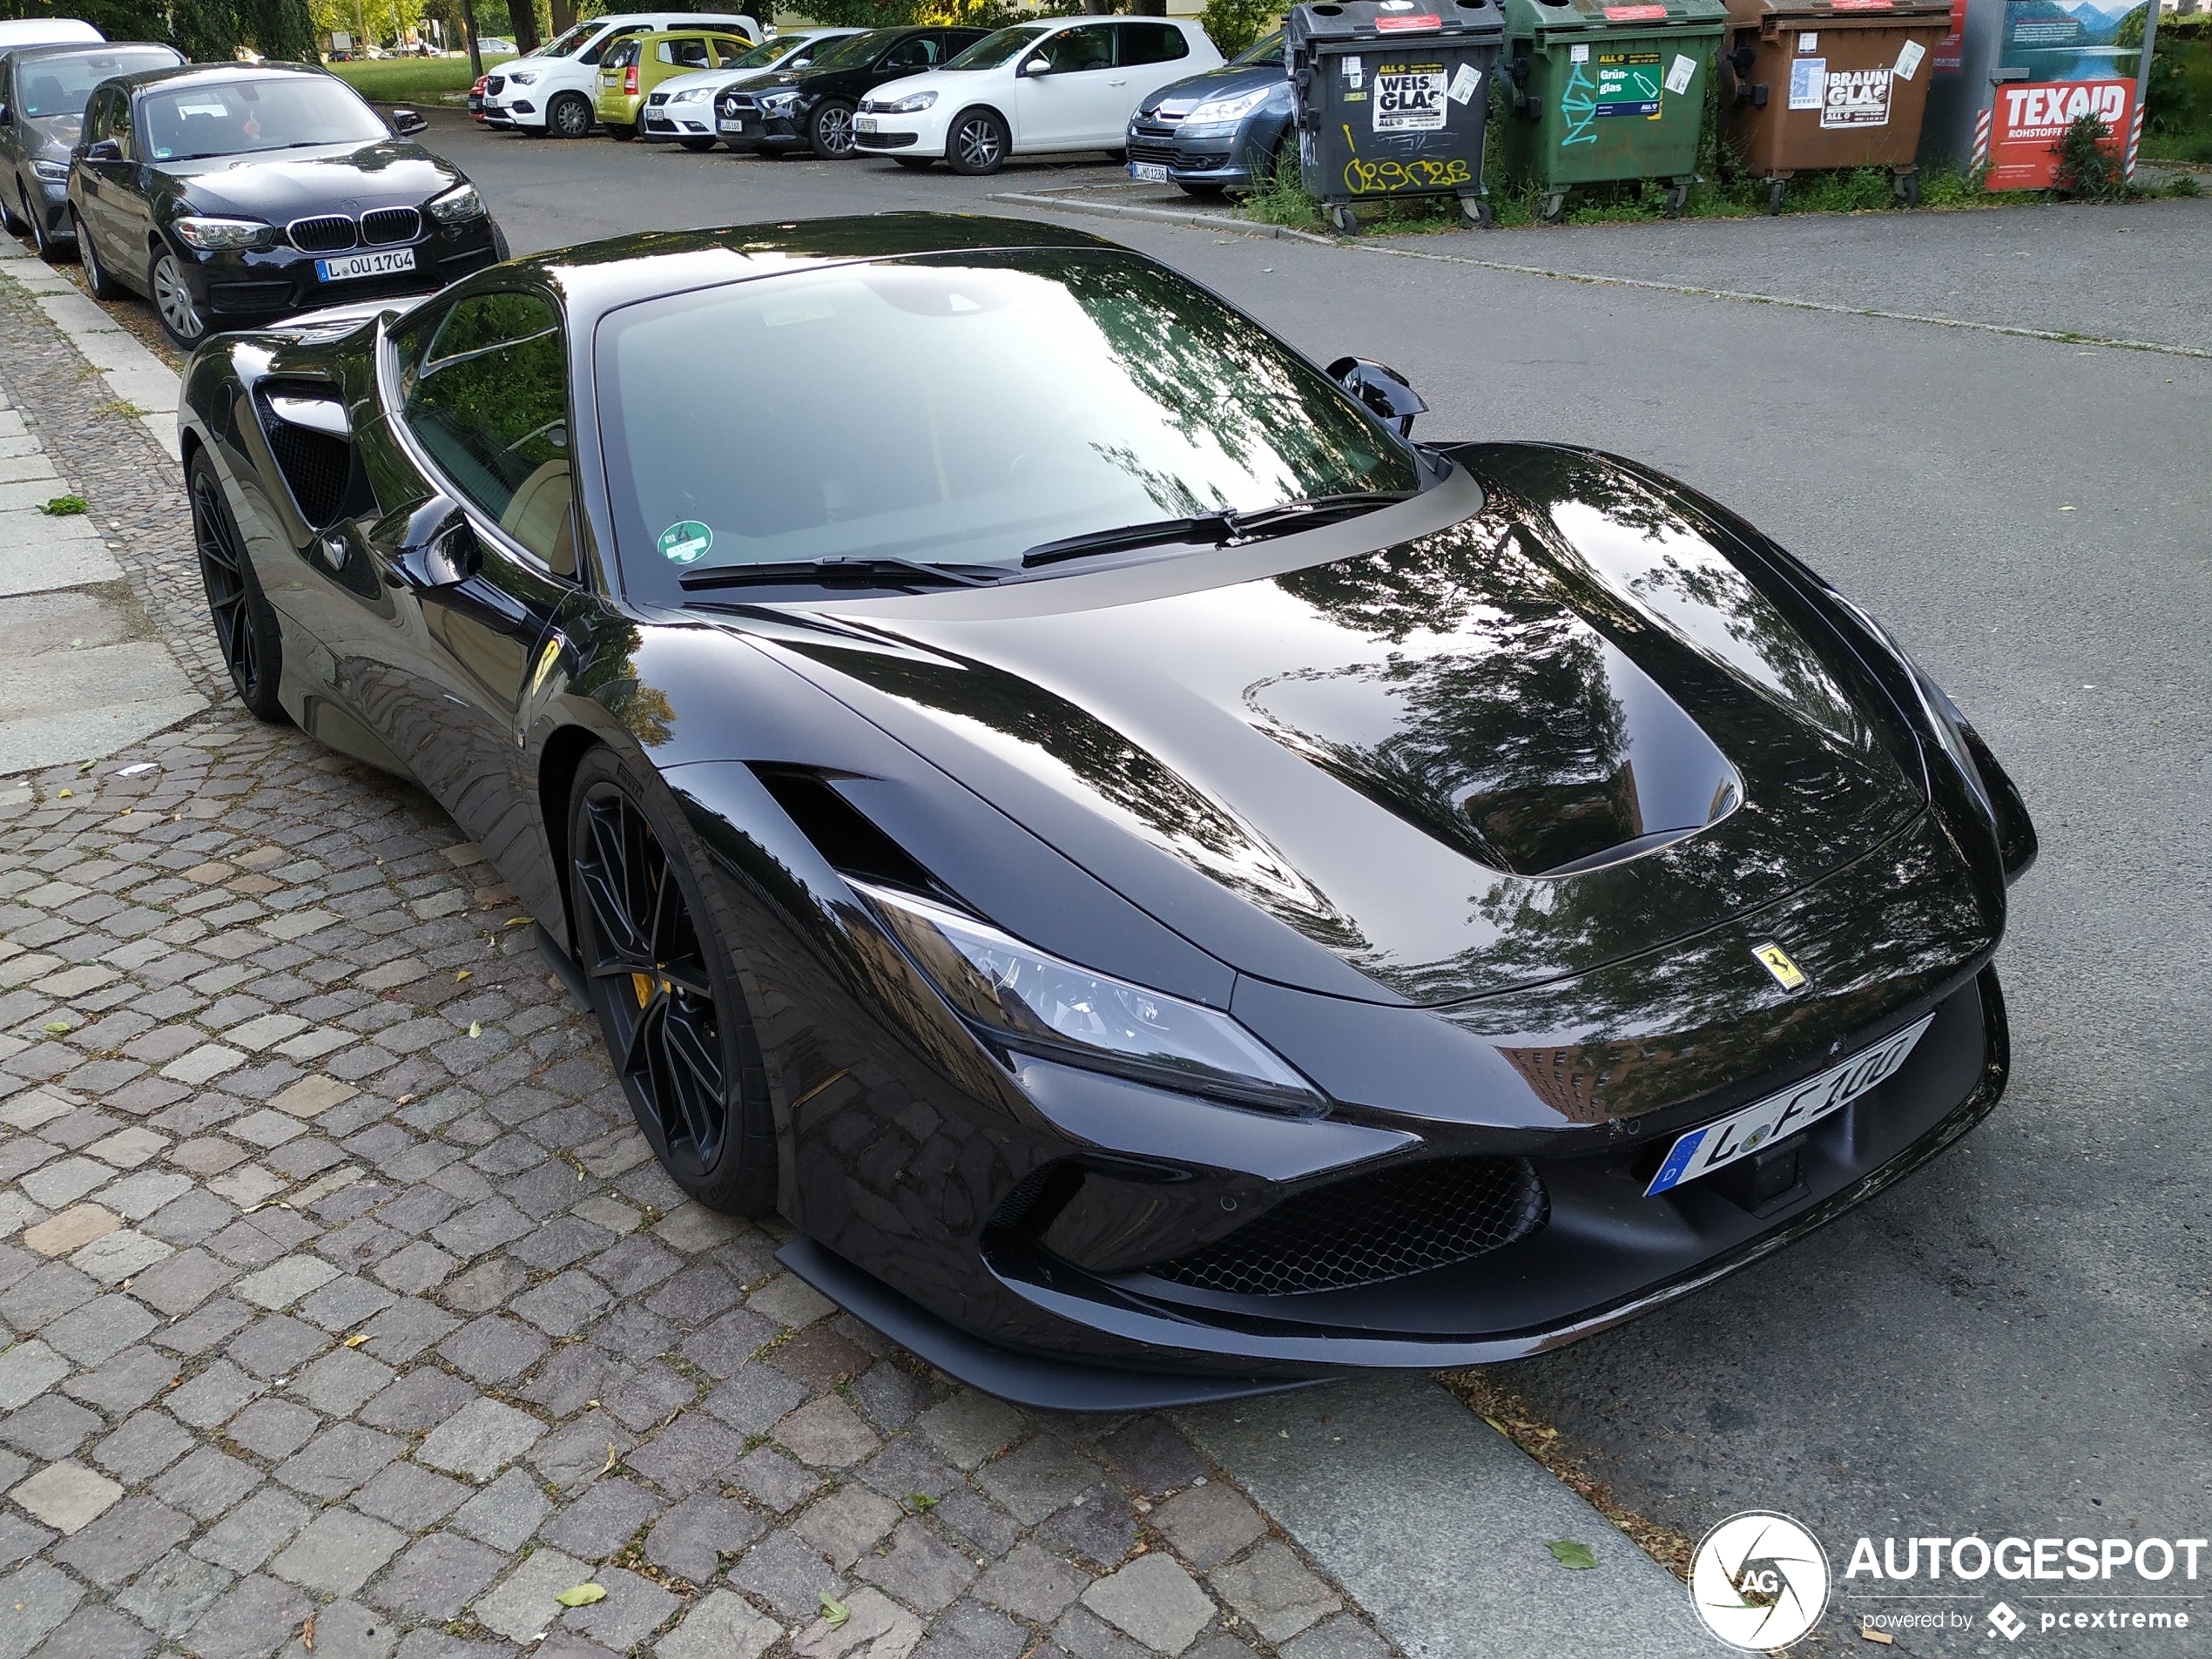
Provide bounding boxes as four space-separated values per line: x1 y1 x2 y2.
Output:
1199 0 1272 57
2052 111 2125 199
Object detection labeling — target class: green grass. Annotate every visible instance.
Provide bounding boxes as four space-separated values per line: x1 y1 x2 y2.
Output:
2139 36 2212 163
326 54 516 105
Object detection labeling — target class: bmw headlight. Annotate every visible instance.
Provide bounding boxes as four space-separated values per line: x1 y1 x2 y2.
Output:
877 90 937 113
426 183 484 223
507 69 537 84
171 216 276 251
31 159 69 183
855 881 1323 1113
1184 86 1270 126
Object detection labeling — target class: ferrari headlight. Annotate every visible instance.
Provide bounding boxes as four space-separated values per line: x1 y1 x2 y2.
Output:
1184 86 1270 126
171 216 275 250
856 882 1323 1112
427 183 484 222
1837 597 1993 819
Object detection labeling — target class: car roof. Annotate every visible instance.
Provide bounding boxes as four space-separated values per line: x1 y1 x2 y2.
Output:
502 213 1120 327
3 38 179 66
106 61 341 97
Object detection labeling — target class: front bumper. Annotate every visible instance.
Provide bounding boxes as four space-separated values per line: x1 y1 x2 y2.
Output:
480 95 542 128
1127 112 1275 187
715 96 808 148
172 214 502 330
642 98 721 141
853 111 941 156
25 173 72 239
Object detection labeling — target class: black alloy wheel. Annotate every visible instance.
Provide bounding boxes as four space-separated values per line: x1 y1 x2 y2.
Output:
0 185 22 234
188 451 287 721
150 244 207 347
550 92 593 138
75 211 124 297
24 188 63 260
947 107 1007 176
569 749 777 1213
809 99 856 158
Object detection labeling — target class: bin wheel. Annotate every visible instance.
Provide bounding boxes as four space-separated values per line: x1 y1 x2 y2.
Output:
1326 202 1359 236
1767 179 1785 215
1894 169 1921 207
1664 183 1689 219
1461 196 1492 230
1540 191 1567 226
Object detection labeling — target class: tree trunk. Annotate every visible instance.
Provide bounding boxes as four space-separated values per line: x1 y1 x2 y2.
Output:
550 0 577 34
503 0 540 52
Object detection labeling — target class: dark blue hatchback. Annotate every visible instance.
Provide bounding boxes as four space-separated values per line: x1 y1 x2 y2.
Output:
1126 29 1291 196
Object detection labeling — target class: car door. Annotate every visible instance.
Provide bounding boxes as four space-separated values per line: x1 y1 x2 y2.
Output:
1112 22 1196 116
1011 23 1120 150
344 287 579 867
710 36 751 67
871 31 940 89
76 87 136 265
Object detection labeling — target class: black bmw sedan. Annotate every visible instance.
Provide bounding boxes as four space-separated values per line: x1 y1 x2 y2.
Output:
1128 28 1294 197
714 26 988 158
67 63 505 347
179 215 2033 1409
0 38 182 259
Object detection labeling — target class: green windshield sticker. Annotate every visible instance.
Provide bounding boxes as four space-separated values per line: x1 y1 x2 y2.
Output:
658 521 712 564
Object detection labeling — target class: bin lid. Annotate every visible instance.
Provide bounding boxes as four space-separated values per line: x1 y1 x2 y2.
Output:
1287 0 1506 50
1724 0 1951 25
1505 0 1728 39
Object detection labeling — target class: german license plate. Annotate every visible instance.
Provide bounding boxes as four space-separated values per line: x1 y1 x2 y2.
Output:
718 118 743 132
1643 1015 1934 1196
315 247 417 283
854 115 878 132
1131 160 1170 183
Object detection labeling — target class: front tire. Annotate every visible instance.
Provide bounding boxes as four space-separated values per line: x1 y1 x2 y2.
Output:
188 449 286 722
76 211 123 296
679 137 716 152
605 120 637 141
149 244 206 347
947 106 1008 176
549 92 592 138
894 156 934 172
568 747 778 1215
808 99 856 158
28 191 67 262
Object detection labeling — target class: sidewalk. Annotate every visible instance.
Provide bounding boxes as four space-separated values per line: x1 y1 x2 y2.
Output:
0 233 1707 1659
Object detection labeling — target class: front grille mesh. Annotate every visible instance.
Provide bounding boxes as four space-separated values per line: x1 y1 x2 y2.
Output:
359 206 420 246
1150 1157 1547 1295
288 215 355 253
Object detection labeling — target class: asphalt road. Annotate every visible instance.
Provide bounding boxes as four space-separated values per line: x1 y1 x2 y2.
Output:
441 111 2212 1652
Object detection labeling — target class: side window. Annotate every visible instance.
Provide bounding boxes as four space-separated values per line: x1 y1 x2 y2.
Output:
1040 25 1114 73
712 37 748 63
670 37 711 68
397 292 577 577
1116 23 1189 65
111 92 136 156
582 25 641 65
880 36 934 71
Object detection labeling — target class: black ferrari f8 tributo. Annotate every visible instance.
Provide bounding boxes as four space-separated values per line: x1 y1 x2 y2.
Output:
179 215 2035 1408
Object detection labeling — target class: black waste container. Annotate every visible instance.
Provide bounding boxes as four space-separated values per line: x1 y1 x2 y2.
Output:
1288 0 1507 233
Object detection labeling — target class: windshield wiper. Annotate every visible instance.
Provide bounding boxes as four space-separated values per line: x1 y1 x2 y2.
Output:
1020 491 1415 570
678 556 1005 592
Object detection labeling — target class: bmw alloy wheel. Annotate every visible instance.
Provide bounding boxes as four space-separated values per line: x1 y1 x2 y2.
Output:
151 248 206 345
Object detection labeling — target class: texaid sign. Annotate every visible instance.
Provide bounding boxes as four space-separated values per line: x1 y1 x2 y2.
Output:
1984 78 2131 189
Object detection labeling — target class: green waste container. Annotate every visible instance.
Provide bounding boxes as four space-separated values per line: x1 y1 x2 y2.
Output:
1495 0 1728 221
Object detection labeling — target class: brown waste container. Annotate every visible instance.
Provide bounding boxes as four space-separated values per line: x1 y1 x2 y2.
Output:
1716 0 1952 210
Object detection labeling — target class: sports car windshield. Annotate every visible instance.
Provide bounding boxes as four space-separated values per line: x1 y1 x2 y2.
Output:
139 77 389 159
596 250 1417 588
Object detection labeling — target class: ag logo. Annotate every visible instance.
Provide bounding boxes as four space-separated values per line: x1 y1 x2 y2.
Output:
1689 1511 1830 1650
1751 941 1808 991
1988 1602 2027 1642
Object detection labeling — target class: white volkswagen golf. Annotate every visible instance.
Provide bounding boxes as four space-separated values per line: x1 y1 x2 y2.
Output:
853 17 1220 175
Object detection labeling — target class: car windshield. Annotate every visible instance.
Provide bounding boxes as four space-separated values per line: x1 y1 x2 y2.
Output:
728 34 807 68
16 45 177 143
596 249 1418 589
803 30 885 69
1235 30 1285 65
944 24 1049 69
140 76 389 159
540 23 597 57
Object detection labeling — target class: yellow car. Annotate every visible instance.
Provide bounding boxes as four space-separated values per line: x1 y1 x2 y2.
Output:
595 29 755 138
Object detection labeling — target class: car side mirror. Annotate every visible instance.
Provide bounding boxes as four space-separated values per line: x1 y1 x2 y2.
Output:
1327 356 1426 437
1019 56 1049 77
84 138 121 162
388 106 428 134
390 496 481 590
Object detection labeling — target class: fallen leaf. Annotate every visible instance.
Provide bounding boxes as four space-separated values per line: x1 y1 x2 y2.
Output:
504 916 533 927
344 1332 369 1348
42 1021 70 1035
819 1594 850 1629
56 789 71 798
555 1583 606 1608
1545 1540 1598 1570
1860 1632 1895 1646
302 1609 316 1652
455 969 472 981
395 1094 417 1106
468 1022 482 1038
600 1443 621 1476
907 1492 938 1512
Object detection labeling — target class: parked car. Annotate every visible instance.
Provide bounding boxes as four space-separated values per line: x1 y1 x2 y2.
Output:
716 25 989 160
467 71 488 116
479 37 516 54
594 27 756 140
0 38 182 259
854 17 1221 176
177 212 2035 1409
481 11 759 138
641 27 863 149
1126 28 1291 197
0 19 102 49
67 63 504 346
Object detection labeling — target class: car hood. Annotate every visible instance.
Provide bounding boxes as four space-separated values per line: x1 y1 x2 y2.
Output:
155 139 462 219
24 112 79 162
1139 59 1287 118
740 443 1928 1007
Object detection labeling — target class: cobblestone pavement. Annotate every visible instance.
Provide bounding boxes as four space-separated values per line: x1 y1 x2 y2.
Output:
0 263 1402 1659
